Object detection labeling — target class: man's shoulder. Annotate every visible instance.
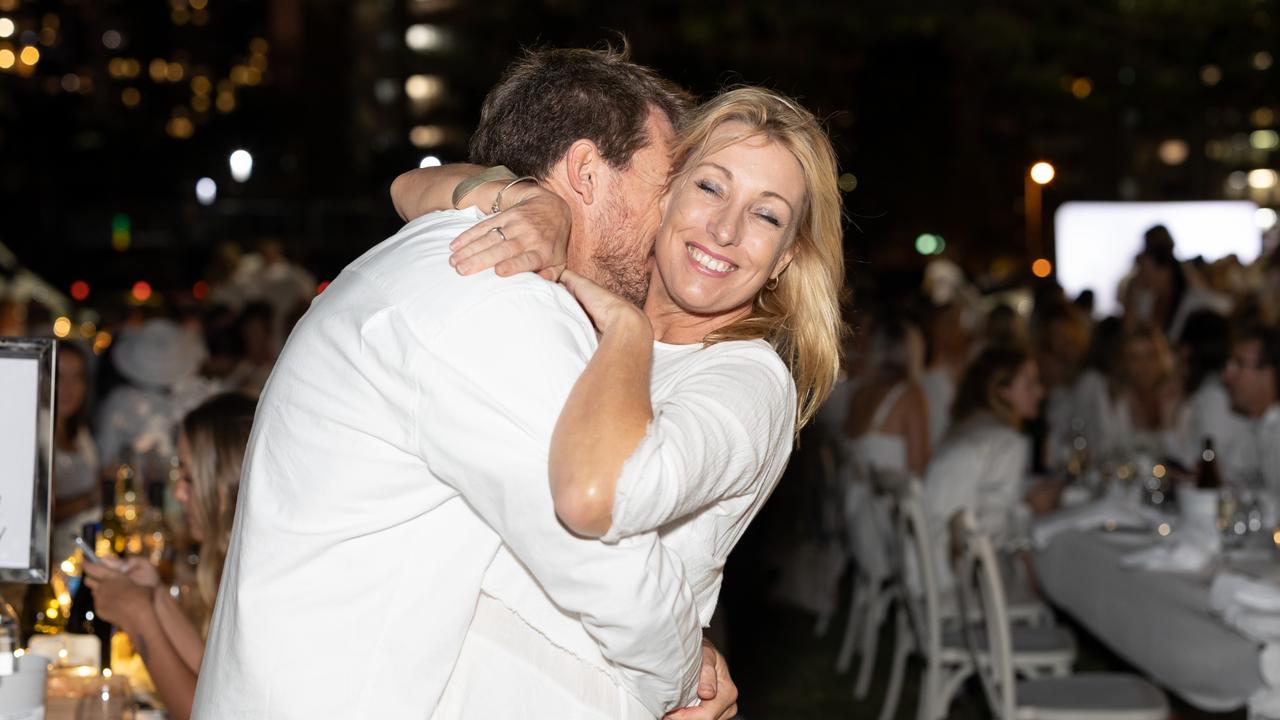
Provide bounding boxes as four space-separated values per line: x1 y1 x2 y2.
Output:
341 209 578 334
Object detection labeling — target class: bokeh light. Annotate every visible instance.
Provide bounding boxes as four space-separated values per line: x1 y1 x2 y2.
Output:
1030 162 1056 185
1032 258 1053 278
230 149 253 182
195 177 217 205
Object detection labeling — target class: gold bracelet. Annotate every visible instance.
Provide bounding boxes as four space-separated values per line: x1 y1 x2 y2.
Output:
452 165 517 209
491 176 537 214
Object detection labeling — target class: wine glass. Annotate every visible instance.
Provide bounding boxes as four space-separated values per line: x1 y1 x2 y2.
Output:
75 674 133 720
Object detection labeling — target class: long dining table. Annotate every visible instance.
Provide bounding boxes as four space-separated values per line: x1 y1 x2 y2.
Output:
1034 525 1268 713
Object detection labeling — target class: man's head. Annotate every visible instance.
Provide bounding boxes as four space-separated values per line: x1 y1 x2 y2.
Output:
1223 325 1280 418
469 45 691 304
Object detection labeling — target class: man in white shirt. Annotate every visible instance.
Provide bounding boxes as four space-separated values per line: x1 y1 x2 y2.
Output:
1222 325 1280 496
193 48 732 719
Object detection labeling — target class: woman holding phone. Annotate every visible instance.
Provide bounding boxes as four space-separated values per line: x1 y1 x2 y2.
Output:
83 393 256 720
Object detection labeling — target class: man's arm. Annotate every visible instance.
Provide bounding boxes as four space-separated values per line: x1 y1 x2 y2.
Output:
406 287 703 715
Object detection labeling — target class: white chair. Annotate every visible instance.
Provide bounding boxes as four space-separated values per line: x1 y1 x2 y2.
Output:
948 510 1170 720
835 464 900 701
877 478 1077 720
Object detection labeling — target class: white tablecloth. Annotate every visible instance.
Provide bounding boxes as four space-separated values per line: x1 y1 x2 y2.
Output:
1034 527 1265 712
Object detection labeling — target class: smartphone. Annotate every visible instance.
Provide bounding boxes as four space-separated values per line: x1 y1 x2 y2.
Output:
75 536 102 565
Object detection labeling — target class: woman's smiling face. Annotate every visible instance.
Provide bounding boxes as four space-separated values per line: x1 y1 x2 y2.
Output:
648 121 805 325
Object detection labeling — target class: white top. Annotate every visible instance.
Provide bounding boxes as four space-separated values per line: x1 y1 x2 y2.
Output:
1171 376 1252 478
924 412 1031 584
920 367 955 449
1072 369 1174 461
1232 405 1280 499
843 383 910 582
192 210 703 719
450 338 795 708
845 382 910 477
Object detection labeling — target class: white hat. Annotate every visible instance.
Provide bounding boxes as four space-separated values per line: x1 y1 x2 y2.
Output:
111 319 207 389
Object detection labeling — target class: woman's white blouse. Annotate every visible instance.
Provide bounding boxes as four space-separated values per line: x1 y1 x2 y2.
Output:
477 337 796 679
924 412 1031 554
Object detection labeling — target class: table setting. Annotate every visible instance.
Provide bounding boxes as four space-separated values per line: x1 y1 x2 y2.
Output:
1033 448 1280 717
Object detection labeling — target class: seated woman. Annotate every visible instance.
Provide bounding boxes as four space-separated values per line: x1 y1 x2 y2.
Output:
923 345 1049 588
1080 323 1182 461
84 393 256 720
844 313 930 478
392 86 845 719
49 342 103 563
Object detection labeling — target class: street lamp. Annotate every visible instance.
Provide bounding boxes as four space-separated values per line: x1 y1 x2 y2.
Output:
1026 161 1056 271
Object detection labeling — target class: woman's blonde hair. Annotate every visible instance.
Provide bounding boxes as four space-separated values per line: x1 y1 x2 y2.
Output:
669 86 847 430
180 392 256 633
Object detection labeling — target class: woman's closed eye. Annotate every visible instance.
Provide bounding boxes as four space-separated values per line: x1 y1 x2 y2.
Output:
756 210 782 227
695 179 723 197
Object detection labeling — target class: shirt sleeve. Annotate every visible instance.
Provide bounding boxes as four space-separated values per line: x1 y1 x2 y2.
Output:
980 429 1032 551
407 286 702 716
602 343 796 542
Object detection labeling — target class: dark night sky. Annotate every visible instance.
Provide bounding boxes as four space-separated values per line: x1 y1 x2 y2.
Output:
2 0 1278 310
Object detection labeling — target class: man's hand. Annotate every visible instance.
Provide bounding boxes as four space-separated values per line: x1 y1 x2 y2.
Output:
664 639 739 720
449 184 570 280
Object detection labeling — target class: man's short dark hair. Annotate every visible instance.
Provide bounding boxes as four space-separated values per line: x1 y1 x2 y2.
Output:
468 44 692 180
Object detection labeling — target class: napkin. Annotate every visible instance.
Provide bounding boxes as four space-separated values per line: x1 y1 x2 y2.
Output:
1252 645 1280 720
1119 540 1213 573
1209 571 1280 642
1031 496 1163 550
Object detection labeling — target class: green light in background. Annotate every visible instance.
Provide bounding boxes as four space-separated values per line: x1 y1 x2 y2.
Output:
111 213 131 252
915 233 943 255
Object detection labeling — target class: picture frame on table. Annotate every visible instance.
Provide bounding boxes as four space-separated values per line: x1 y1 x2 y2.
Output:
0 337 54 583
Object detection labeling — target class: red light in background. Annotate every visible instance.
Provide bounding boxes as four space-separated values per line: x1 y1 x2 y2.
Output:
192 280 209 300
316 280 330 295
70 280 90 301
131 281 153 302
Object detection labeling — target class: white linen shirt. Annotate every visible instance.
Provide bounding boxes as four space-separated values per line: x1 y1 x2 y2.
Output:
192 209 702 719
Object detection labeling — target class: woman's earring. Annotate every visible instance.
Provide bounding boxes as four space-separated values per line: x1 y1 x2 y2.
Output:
765 276 779 291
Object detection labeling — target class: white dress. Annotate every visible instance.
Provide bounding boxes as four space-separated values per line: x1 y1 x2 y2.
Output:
920 367 956 449
842 383 911 583
434 338 797 719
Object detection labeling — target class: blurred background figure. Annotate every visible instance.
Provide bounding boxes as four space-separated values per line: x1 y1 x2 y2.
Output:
84 393 256 720
844 313 930 479
1122 225 1232 342
1172 310 1249 477
49 342 102 563
1222 325 1280 498
94 318 220 473
1076 323 1182 461
921 301 974 449
924 345 1052 587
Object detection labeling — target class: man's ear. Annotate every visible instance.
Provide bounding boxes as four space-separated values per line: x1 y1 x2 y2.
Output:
562 139 602 206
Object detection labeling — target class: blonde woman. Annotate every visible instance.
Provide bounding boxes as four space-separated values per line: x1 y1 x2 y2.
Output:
1074 323 1181 460
84 393 255 720
394 86 844 718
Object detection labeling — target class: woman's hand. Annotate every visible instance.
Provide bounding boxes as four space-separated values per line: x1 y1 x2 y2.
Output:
558 270 652 339
449 184 570 280
117 557 162 588
82 562 152 631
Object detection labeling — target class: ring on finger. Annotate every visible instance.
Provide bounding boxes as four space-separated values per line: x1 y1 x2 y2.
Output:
489 226 508 243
